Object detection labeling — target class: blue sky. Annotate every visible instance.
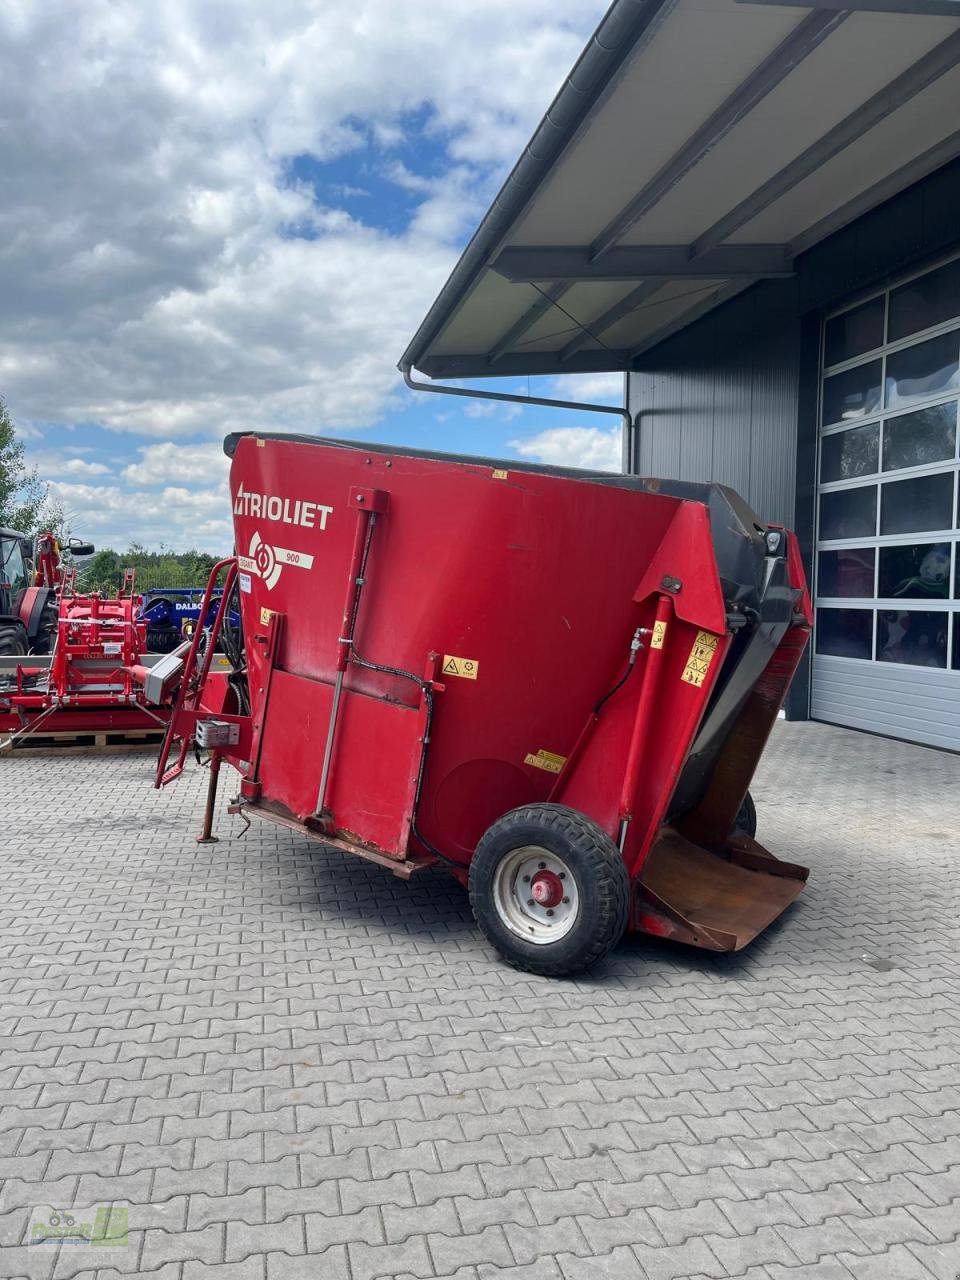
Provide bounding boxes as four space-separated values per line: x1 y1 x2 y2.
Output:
0 1 622 551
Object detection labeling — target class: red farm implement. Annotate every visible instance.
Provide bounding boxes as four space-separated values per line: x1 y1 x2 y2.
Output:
0 538 173 750
153 433 813 976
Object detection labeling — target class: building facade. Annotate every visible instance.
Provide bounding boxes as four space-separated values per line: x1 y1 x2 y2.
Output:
628 157 960 750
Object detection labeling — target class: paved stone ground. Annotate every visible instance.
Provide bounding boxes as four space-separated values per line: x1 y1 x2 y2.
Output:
1 720 959 1280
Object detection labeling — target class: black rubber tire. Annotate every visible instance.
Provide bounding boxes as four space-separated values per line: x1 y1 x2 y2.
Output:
30 595 59 654
0 621 28 656
469 803 630 977
146 625 181 654
734 791 757 839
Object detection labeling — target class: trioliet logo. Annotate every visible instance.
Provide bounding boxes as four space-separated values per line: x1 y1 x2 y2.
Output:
233 483 333 530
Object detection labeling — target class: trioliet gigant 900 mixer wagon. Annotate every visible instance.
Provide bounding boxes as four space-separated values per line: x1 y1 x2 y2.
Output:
151 433 812 976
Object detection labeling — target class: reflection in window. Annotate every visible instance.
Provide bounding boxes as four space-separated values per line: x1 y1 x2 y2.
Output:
820 423 879 482
878 543 950 600
818 548 875 598
822 360 882 425
882 401 957 471
880 472 953 535
885 329 959 408
816 608 873 659
824 296 885 366
953 621 960 671
819 486 877 540
877 610 947 668
889 257 960 342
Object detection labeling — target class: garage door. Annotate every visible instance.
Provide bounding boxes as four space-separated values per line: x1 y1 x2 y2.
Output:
812 251 960 752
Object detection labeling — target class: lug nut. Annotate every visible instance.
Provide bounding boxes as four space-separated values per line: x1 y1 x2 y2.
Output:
538 861 546 870
522 874 531 883
562 896 570 904
527 898 535 907
559 872 566 880
546 909 554 917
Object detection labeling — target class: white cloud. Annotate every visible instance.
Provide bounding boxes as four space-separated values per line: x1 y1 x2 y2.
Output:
549 372 625 404
0 1 601 441
463 400 522 421
24 449 113 479
48 479 233 553
510 425 622 472
122 441 231 487
60 458 112 478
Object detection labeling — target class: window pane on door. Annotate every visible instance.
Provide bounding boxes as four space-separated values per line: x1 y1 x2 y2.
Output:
816 608 873 659
882 401 956 471
880 472 953 534
878 543 950 600
877 610 948 667
824 296 885 366
818 548 875 597
885 329 959 408
889 256 960 342
822 360 882 426
820 423 879 482
819 485 877 540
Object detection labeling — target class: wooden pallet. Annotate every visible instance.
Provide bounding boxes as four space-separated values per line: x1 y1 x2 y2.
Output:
0 728 166 757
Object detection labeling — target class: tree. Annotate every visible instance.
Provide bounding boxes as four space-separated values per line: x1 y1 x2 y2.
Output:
0 397 48 533
81 545 223 594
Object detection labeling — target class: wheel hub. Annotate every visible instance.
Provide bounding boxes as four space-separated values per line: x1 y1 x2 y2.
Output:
491 846 580 944
530 870 563 908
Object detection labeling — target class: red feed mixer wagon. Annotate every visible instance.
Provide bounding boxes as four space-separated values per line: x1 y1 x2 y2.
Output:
154 433 813 976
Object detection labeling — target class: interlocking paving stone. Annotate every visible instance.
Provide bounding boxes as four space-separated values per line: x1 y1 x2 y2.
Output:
1 720 958 1279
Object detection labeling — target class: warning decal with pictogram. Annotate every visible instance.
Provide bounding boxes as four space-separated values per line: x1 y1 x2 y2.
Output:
442 654 479 680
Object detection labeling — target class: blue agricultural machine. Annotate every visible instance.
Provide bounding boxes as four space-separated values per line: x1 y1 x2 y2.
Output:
137 588 240 653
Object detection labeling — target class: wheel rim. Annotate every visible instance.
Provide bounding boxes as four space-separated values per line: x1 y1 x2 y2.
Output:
492 845 580 944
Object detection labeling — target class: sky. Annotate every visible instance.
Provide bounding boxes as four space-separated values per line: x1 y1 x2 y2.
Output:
0 0 625 553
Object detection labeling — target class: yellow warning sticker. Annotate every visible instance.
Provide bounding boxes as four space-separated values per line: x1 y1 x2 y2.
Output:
681 630 720 687
442 654 479 680
524 748 567 774
492 469 508 480
651 619 667 650
260 607 275 626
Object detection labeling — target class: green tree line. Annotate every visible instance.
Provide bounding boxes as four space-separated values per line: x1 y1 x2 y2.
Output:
82 546 224 594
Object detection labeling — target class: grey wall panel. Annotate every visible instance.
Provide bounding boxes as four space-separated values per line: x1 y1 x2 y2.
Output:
628 284 801 527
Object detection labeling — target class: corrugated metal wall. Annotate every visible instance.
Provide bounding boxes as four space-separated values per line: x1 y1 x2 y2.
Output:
627 284 802 529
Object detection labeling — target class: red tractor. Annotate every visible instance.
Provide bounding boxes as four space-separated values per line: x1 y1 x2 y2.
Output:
0 530 94 655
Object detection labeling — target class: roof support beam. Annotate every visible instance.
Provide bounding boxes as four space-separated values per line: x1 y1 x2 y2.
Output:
788 126 960 256
692 28 960 258
494 244 793 281
738 0 960 17
559 281 663 360
487 283 570 364
589 9 849 261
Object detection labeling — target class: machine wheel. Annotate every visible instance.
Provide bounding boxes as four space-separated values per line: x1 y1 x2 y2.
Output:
0 621 28 655
469 803 629 977
734 791 757 838
146 625 181 653
30 594 59 654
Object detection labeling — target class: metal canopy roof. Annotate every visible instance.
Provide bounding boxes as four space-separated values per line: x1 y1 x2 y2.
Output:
401 0 960 381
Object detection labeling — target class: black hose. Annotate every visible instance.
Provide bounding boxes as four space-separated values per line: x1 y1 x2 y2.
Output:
592 657 638 716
